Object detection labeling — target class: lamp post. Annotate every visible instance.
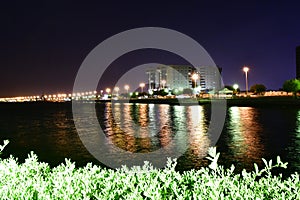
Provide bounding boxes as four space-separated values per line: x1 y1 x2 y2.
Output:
114 87 119 96
233 84 239 90
233 84 239 96
191 73 199 88
124 85 130 93
243 66 249 95
139 83 145 93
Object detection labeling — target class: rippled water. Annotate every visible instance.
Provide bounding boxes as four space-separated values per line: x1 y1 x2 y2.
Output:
1 102 300 175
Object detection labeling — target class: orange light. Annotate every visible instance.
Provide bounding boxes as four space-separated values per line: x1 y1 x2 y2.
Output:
191 73 199 80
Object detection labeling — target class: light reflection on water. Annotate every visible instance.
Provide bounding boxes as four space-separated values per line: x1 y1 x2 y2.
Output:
226 107 264 165
1 103 300 174
101 104 271 170
101 103 209 158
287 109 300 172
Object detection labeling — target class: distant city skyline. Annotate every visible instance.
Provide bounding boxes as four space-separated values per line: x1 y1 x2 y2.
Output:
1 1 300 97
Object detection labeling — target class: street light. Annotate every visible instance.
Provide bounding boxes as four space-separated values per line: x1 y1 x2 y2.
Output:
161 80 166 88
243 66 250 95
233 84 239 90
139 83 145 93
124 85 130 93
114 87 119 96
106 88 111 94
191 73 199 88
233 84 239 96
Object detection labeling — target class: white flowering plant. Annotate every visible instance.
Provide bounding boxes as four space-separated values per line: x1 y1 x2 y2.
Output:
0 140 299 199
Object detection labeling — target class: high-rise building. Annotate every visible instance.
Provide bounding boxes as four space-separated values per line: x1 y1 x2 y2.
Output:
146 65 222 92
296 46 300 79
146 68 157 90
166 65 192 89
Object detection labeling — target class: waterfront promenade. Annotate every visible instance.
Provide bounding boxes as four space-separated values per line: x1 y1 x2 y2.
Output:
2 96 300 107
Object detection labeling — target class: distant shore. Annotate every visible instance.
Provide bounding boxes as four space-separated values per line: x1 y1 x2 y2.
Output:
225 96 300 107
2 96 300 107
112 96 300 107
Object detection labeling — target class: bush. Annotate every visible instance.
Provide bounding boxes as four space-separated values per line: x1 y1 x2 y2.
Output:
250 84 267 95
283 79 300 97
0 140 299 199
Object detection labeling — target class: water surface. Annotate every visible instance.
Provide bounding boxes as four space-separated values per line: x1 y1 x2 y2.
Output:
0 102 300 175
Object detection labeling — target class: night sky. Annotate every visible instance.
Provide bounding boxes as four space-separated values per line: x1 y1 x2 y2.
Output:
1 1 300 97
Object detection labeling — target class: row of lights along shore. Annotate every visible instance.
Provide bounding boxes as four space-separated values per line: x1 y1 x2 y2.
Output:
0 66 251 102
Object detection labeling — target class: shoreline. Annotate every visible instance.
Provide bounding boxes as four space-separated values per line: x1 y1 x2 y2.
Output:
113 96 300 107
2 96 300 107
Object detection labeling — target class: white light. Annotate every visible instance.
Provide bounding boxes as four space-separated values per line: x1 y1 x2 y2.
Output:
124 85 130 91
233 84 239 90
192 73 199 80
114 87 120 92
139 83 145 92
243 66 249 73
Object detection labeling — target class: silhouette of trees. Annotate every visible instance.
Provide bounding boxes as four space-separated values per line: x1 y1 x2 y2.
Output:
153 89 168 96
250 84 266 95
282 79 300 97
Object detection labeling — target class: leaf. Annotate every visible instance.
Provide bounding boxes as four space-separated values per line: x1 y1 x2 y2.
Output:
206 157 214 162
208 147 217 158
3 140 9 146
215 152 220 161
282 163 288 169
208 161 218 171
230 165 235 173
262 158 268 168
277 156 281 164
268 159 272 168
0 140 9 153
254 163 259 175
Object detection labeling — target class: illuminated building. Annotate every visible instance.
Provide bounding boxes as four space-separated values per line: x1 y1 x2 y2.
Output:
146 65 222 92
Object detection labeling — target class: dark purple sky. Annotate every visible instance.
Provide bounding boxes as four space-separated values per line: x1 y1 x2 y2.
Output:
1 1 300 97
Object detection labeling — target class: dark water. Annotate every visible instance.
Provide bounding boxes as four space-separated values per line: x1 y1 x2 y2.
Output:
0 102 300 175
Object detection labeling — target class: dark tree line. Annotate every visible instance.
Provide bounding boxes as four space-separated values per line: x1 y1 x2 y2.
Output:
282 79 300 97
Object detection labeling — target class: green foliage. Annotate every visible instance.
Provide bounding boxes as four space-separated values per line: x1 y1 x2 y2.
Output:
250 84 267 95
153 90 168 96
0 140 9 155
225 85 240 94
130 92 148 98
224 85 234 91
0 141 299 199
283 79 300 96
171 88 183 95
